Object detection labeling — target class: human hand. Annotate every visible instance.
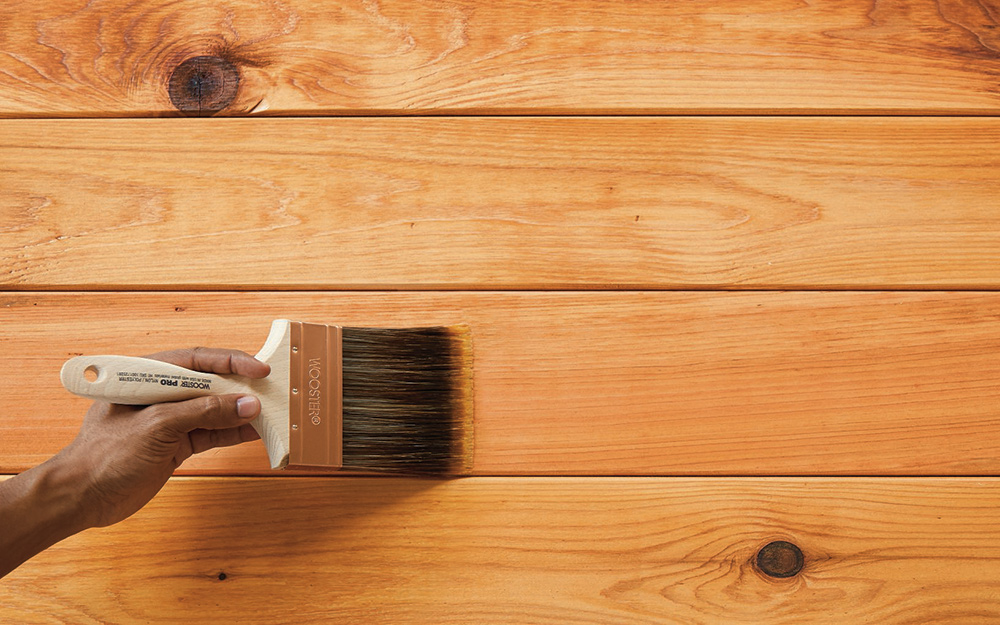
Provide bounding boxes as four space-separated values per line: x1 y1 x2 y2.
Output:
53 347 270 528
0 347 271 578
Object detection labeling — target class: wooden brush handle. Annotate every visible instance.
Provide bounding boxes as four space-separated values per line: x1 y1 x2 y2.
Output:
60 319 294 471
60 355 249 405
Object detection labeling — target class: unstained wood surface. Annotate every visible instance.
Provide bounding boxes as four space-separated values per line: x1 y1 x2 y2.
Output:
2 0 1000 116
3 291 999 476
3 118 999 289
3 477 1000 624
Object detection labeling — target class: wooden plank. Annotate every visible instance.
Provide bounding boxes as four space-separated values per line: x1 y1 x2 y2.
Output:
2 0 1000 116
3 476 1000 623
3 291 1000 476
3 117 1000 289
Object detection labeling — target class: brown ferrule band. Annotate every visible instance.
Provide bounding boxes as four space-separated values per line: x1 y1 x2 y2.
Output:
287 322 343 470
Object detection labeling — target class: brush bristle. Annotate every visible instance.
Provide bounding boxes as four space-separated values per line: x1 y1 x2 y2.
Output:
341 325 474 474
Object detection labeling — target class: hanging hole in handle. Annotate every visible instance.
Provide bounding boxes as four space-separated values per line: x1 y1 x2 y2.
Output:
84 365 101 382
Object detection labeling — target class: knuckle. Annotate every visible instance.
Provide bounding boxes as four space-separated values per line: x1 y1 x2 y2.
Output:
199 394 227 417
141 404 177 436
142 403 167 424
207 429 223 448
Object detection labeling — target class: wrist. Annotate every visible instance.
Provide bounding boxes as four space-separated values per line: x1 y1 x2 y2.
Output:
32 450 95 535
0 451 92 577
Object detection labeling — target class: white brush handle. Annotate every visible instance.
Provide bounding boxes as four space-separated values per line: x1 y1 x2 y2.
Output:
61 355 248 404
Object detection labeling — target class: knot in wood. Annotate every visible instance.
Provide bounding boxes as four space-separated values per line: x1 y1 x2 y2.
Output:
755 540 804 579
168 56 239 116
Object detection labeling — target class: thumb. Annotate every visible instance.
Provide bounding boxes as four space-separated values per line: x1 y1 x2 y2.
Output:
156 394 260 435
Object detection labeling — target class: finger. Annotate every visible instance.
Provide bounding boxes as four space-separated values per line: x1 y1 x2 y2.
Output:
153 394 261 436
188 423 261 456
144 347 270 378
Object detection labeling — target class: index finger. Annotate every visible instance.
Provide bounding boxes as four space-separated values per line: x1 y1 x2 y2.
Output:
144 347 271 378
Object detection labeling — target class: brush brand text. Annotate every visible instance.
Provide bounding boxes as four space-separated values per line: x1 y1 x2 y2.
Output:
308 357 322 425
115 370 212 390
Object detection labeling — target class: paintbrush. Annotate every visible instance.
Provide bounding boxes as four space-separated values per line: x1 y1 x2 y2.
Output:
59 320 474 474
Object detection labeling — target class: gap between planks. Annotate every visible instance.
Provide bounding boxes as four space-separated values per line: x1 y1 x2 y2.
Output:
7 286 1000 292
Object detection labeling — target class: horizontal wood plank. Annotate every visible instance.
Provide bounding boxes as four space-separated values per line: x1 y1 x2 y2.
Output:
3 291 1000 475
3 117 1000 289
3 476 1000 623
2 0 1000 115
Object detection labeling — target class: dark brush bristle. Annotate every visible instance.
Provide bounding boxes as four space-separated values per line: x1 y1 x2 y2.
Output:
341 325 474 474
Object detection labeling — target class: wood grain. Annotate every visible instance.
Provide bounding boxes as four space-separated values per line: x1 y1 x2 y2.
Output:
3 291 1000 476
2 0 1000 116
3 476 1000 624
3 117 1000 289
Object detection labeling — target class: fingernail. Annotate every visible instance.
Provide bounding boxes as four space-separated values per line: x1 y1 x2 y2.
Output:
237 396 260 419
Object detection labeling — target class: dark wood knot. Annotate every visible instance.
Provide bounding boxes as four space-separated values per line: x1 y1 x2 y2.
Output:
755 540 804 578
168 56 239 116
